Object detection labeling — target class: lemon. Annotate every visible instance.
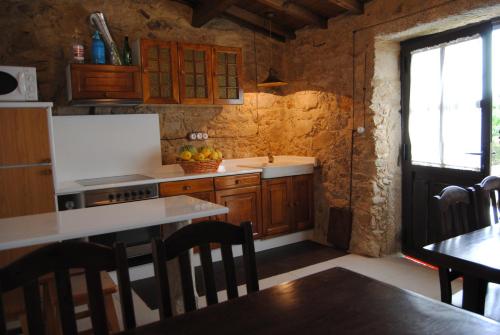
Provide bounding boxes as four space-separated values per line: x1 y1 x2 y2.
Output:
193 152 205 161
216 150 223 159
201 147 212 157
209 152 219 160
180 150 192 161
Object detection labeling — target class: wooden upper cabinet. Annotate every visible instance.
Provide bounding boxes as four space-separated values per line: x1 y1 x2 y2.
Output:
212 46 243 105
139 39 180 104
0 109 51 165
292 174 314 231
68 64 142 101
262 177 292 236
178 43 213 105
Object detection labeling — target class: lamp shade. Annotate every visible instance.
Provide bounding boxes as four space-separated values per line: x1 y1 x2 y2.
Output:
257 68 288 88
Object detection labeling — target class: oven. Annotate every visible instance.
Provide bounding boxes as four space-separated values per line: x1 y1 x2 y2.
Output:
57 175 160 266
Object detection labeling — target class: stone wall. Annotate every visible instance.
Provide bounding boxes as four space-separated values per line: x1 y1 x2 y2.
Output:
285 0 500 256
2 0 500 256
0 0 285 163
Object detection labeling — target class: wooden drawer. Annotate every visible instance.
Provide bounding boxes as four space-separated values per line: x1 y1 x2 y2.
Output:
214 173 260 190
159 178 214 196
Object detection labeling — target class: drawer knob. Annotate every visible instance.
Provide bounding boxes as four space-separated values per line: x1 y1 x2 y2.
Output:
183 185 192 190
235 180 240 184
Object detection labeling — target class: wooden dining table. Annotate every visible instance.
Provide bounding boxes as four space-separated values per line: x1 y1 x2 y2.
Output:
119 267 500 335
422 225 500 314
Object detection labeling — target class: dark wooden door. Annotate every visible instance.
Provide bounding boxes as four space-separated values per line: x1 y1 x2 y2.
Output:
401 22 494 257
292 175 314 231
215 186 262 238
262 177 292 236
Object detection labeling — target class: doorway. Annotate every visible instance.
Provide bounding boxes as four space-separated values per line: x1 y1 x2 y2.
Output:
401 20 498 257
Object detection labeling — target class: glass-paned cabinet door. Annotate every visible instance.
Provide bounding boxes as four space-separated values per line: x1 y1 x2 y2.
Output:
179 43 213 105
140 39 179 104
213 46 243 105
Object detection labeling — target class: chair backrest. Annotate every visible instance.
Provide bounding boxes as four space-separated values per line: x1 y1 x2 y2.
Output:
432 185 478 242
152 220 259 320
474 175 500 227
0 241 136 335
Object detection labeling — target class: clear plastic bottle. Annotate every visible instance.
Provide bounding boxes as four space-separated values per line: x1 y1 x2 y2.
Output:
72 29 85 64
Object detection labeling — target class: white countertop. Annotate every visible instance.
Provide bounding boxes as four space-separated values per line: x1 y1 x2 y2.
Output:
55 156 317 195
0 195 228 251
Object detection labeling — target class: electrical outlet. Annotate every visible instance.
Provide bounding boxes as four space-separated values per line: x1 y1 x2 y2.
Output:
187 132 209 141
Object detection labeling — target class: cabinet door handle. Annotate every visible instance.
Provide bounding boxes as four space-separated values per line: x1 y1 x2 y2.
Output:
183 185 192 191
39 169 52 176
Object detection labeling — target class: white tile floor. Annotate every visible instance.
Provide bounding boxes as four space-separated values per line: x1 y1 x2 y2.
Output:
115 253 462 327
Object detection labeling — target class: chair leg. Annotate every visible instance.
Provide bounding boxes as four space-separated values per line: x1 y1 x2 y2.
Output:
438 267 452 304
104 294 120 333
19 314 29 335
42 281 62 335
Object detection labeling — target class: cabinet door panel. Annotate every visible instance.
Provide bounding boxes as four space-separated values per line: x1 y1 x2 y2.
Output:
292 174 314 231
262 178 292 236
179 43 213 105
0 166 55 218
212 46 243 105
0 109 51 165
216 186 262 238
70 64 142 100
140 39 180 104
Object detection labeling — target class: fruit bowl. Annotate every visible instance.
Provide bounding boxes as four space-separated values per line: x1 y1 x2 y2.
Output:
178 159 222 174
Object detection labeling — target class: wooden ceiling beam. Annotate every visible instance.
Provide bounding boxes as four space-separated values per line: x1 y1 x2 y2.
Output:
328 0 363 14
224 6 296 41
191 0 237 27
255 0 327 29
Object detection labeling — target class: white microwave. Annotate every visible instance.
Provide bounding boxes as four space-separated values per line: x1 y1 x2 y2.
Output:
0 66 38 101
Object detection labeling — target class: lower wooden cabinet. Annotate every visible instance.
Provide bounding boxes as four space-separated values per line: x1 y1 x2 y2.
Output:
262 177 292 236
215 186 262 238
262 174 314 237
188 191 216 223
292 174 314 231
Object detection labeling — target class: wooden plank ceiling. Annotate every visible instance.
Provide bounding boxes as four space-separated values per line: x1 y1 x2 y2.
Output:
174 0 373 42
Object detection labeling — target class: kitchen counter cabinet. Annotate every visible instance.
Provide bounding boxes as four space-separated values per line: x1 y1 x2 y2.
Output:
262 174 314 237
261 177 292 236
159 178 215 224
292 174 314 231
215 185 262 238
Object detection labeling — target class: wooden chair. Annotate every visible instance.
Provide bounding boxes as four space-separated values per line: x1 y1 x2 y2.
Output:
0 241 136 335
433 185 478 304
474 175 500 227
152 220 259 320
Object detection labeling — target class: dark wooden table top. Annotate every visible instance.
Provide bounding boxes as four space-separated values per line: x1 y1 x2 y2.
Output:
423 225 500 283
119 267 500 335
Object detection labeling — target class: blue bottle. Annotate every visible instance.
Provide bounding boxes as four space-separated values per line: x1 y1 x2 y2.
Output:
91 31 105 64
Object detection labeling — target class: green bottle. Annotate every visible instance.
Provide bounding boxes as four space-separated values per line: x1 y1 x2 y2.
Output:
123 36 132 65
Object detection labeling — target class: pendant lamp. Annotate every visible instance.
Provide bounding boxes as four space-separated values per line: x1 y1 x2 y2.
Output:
258 13 287 88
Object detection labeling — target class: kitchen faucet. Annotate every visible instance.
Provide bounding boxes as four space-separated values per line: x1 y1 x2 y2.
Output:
267 152 274 163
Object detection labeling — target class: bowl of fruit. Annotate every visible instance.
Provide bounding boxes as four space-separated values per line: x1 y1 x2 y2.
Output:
177 145 223 174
